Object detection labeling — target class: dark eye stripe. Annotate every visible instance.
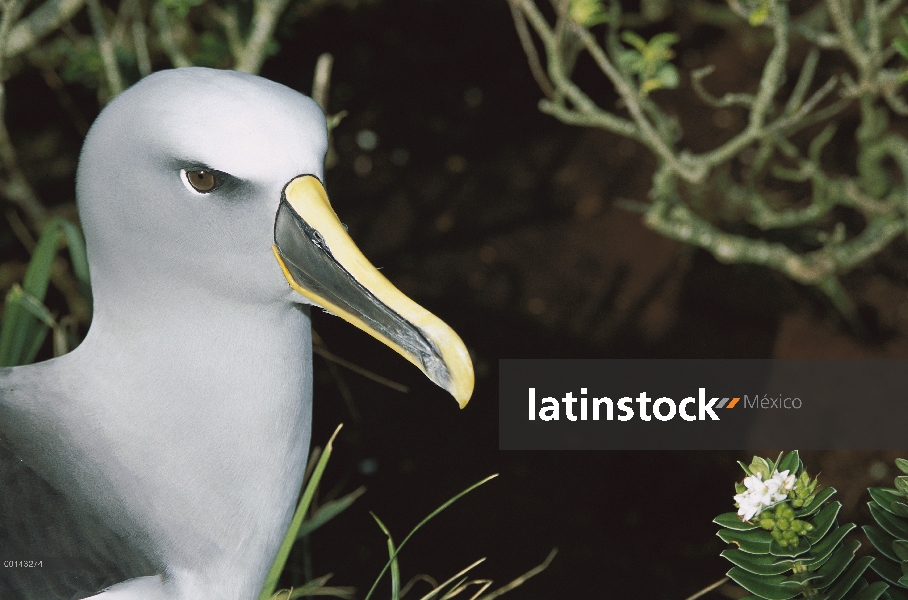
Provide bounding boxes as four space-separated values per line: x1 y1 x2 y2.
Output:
186 170 219 193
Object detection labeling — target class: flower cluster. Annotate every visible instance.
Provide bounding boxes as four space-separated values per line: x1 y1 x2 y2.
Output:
734 469 796 521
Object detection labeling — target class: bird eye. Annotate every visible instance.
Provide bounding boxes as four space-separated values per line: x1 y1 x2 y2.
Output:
184 170 219 193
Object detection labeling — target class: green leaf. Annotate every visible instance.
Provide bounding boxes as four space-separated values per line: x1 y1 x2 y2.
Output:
618 50 645 75
158 0 204 19
770 538 812 558
727 567 801 600
796 487 836 518
750 457 773 480
897 459 908 476
259 425 342 600
896 478 908 496
853 581 890 600
894 39 908 60
7 285 55 328
777 451 801 475
871 557 906 587
823 556 875 600
297 486 366 539
0 222 60 366
871 502 908 540
808 502 842 542
816 540 860 589
870 488 905 514
655 64 679 89
892 503 908 518
888 585 908 600
901 15 908 35
718 528 773 554
620 31 648 52
807 523 856 569
749 4 770 26
568 0 608 27
53 218 91 308
0 217 91 367
715 512 759 530
649 32 679 49
863 525 900 562
722 549 793 575
895 540 908 562
785 568 823 587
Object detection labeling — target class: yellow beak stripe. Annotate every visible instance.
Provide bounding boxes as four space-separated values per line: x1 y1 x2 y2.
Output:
273 175 473 408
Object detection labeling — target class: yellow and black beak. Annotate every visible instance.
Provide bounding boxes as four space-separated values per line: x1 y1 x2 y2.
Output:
272 175 474 407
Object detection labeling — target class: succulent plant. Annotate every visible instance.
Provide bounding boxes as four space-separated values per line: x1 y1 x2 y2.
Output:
716 451 885 600
863 459 908 600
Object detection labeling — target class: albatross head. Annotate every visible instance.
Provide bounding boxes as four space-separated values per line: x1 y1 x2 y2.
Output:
75 67 473 406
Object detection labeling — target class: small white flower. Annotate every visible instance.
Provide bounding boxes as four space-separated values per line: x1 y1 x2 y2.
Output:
734 469 795 521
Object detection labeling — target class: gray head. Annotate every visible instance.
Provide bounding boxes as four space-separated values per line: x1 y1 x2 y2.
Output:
75 66 473 405
76 67 328 308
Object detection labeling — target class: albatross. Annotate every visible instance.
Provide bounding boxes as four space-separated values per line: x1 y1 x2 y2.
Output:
0 67 473 600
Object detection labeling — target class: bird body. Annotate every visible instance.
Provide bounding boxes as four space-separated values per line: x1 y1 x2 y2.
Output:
0 68 472 599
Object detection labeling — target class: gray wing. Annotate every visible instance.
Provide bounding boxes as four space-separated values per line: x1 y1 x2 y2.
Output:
0 367 156 600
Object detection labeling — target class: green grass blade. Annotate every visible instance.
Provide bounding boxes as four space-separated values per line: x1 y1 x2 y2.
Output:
11 285 56 363
297 486 366 539
0 221 61 366
364 474 498 600
9 285 57 328
55 218 92 308
0 218 89 366
21 219 62 299
259 424 343 600
371 512 400 600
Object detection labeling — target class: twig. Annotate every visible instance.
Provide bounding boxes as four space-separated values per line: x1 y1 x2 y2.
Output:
3 0 85 58
509 0 639 139
566 15 705 181
86 0 124 97
683 576 729 600
824 0 869 71
208 3 243 59
691 65 754 108
153 3 191 68
311 52 333 112
34 63 90 135
0 0 47 224
312 344 409 394
508 1 554 99
129 0 151 77
234 0 291 74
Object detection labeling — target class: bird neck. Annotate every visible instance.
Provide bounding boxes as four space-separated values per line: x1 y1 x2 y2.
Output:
52 294 314 590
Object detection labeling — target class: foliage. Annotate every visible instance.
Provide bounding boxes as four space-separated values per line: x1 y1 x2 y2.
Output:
0 217 90 367
715 451 884 600
863 458 908 600
569 0 608 28
617 31 679 97
507 0 908 327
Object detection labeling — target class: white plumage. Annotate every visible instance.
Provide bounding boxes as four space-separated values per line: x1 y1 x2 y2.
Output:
0 67 472 600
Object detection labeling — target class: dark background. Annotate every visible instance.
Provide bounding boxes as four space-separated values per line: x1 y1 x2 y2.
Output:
8 0 908 598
